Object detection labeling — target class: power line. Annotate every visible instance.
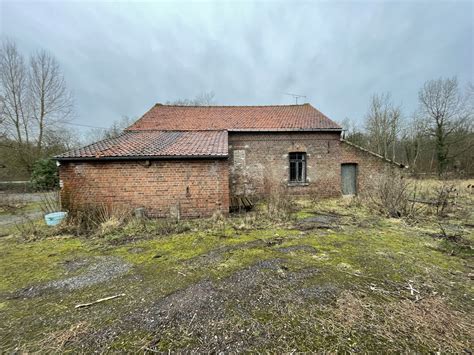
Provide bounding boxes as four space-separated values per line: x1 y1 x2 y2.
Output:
63 122 109 129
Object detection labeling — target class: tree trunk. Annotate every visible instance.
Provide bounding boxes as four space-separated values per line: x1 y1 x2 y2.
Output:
435 125 448 176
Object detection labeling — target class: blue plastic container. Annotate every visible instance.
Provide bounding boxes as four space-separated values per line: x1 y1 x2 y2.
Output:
45 212 68 226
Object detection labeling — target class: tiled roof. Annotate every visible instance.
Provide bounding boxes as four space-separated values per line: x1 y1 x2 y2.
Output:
56 130 228 160
126 104 341 131
58 104 341 160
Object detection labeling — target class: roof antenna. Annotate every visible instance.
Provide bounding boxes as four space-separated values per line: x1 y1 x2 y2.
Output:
284 92 307 104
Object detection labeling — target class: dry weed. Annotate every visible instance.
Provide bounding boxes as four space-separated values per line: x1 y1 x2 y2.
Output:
364 171 421 218
262 181 296 221
332 291 472 352
39 191 61 214
0 193 26 213
39 322 90 351
383 297 473 351
65 202 133 236
14 215 41 240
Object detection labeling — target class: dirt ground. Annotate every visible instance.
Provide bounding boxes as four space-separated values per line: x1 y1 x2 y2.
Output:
0 181 473 352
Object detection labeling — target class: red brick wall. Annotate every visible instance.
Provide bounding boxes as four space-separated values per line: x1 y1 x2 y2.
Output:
228 132 343 198
59 137 398 219
59 159 229 218
340 141 397 193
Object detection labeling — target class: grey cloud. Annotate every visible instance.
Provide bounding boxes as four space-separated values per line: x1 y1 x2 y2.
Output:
1 0 472 132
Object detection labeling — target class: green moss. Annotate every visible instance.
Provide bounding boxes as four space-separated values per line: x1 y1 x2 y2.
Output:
273 222 468 288
111 228 298 266
293 210 314 220
0 194 472 352
210 247 279 279
0 236 87 293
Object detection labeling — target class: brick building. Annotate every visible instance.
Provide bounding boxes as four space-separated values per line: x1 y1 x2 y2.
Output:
56 104 404 218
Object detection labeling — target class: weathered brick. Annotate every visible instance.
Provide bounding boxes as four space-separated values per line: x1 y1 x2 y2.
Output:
59 133 396 218
228 132 394 198
59 159 229 218
228 132 342 198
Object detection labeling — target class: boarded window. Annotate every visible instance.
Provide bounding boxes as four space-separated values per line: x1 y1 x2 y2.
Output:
289 152 306 183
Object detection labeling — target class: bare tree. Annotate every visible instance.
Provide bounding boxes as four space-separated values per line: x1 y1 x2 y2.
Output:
340 117 367 147
0 40 74 172
166 91 215 106
0 94 6 139
365 93 402 160
400 114 425 171
0 40 30 147
29 50 73 152
417 77 472 175
467 82 474 114
85 115 134 144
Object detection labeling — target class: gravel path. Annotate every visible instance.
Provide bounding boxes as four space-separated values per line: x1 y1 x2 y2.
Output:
11 256 131 298
127 258 323 352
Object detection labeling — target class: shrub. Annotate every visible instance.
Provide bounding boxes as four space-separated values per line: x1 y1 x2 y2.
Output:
262 181 297 221
65 202 133 236
433 183 457 216
39 190 61 214
30 159 59 191
15 215 41 240
364 171 420 218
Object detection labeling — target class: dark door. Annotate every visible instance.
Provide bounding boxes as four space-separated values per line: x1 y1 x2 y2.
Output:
341 164 357 195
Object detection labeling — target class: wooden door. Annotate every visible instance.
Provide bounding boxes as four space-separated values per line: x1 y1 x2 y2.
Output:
341 163 357 195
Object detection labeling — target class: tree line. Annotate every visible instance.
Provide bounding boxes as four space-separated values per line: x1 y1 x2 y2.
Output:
342 78 473 177
0 36 217 182
1 39 472 182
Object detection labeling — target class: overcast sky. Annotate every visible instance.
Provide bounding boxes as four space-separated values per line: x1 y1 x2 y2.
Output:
1 0 473 132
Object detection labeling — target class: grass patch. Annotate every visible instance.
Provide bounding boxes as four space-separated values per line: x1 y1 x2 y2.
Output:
0 236 85 293
0 186 472 352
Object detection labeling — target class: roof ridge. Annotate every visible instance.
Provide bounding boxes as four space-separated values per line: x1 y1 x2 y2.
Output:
126 102 342 131
125 129 228 132
154 103 311 108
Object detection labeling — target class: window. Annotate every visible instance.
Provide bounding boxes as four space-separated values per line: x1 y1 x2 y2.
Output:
289 152 306 183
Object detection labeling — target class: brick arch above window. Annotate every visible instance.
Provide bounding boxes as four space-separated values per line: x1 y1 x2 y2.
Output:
289 142 308 152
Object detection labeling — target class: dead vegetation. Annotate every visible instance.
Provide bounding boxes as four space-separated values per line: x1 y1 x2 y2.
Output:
14 214 41 240
364 173 471 220
0 193 27 213
362 175 473 258
1 179 472 352
363 171 420 218
262 180 297 221
38 190 61 214
330 292 473 352
39 321 90 352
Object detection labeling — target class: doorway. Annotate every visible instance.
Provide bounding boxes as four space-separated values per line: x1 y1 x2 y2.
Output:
341 163 357 195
